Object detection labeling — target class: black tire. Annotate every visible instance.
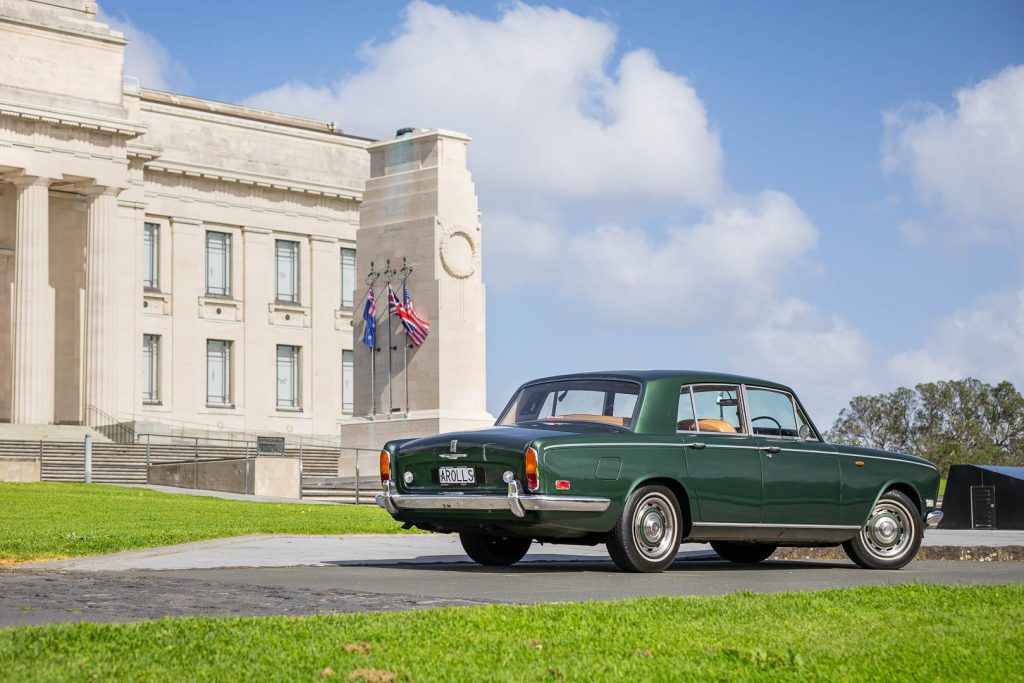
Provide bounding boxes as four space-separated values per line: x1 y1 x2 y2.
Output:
459 533 532 566
843 489 923 570
606 484 683 573
711 541 777 564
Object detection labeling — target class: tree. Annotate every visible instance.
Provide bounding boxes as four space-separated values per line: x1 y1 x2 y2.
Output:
827 378 1024 475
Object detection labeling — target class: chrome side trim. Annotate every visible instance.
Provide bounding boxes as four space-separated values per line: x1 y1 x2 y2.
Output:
375 479 610 516
691 521 861 530
767 446 939 471
543 442 681 450
925 510 944 528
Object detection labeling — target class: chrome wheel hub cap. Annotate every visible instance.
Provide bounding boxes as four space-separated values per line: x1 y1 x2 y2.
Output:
870 513 900 547
860 500 915 560
640 509 665 545
632 493 676 560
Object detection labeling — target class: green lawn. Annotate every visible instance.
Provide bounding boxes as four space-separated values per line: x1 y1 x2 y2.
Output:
0 585 1020 681
0 482 409 564
940 478 947 496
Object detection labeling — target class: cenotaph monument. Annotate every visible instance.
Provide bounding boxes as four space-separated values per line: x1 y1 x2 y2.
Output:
339 128 494 450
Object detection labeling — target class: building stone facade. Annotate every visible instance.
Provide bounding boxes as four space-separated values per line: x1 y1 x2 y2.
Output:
0 0 491 447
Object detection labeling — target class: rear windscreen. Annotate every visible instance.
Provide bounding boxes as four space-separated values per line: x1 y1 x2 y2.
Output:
497 379 640 429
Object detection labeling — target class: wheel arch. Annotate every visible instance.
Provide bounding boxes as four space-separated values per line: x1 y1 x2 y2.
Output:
872 480 923 518
628 476 693 539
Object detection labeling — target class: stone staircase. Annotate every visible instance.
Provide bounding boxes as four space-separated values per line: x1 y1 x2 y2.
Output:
300 448 378 504
0 424 111 443
0 440 350 494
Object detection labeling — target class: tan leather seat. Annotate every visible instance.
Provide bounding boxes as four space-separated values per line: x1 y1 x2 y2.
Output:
677 418 737 433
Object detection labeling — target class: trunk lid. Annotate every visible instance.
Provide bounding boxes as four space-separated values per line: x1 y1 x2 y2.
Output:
394 426 552 494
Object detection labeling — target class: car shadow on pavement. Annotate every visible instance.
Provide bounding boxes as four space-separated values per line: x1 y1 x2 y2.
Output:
321 557 857 572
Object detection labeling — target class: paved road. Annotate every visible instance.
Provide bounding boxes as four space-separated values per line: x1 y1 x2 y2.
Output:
30 529 1024 572
3 559 1022 628
6 529 1024 628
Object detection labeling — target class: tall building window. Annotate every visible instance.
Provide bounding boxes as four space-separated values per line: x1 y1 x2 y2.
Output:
275 239 299 303
143 222 159 290
206 340 233 406
276 345 300 408
142 334 160 402
340 247 356 309
206 231 232 297
342 349 354 413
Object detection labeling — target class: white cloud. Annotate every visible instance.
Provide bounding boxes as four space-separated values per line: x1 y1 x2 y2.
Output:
883 64 1024 241
99 10 189 91
734 299 872 423
559 191 818 322
243 1 874 421
244 1 722 206
888 288 1024 387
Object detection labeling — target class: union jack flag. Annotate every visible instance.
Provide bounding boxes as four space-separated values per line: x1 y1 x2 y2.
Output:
388 282 431 347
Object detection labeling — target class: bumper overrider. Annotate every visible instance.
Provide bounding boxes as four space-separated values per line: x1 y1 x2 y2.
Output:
375 480 611 518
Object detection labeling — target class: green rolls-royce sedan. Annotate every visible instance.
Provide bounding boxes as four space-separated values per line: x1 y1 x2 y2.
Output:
376 371 943 572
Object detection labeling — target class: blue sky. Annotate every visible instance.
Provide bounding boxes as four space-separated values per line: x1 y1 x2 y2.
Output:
99 1 1024 425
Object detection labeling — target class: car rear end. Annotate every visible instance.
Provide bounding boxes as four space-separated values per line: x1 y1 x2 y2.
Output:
375 429 612 534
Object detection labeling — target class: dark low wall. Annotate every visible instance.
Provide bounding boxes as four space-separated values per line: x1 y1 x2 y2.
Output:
148 458 252 495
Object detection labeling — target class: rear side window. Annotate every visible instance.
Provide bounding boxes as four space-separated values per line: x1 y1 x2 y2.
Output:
682 385 746 434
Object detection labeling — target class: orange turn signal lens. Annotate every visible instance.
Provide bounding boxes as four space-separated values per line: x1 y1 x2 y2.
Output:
525 447 539 491
380 450 391 484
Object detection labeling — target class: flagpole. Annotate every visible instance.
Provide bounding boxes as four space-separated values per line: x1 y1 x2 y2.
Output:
383 259 397 419
399 258 414 419
364 263 380 420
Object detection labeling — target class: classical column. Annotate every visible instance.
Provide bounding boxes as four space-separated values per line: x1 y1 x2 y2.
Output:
83 186 122 417
10 176 54 424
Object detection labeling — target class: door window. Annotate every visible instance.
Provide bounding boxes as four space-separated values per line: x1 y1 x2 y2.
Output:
746 388 799 437
691 385 745 433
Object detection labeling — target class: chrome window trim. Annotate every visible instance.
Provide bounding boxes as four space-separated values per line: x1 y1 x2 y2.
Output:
686 382 748 435
741 384 820 442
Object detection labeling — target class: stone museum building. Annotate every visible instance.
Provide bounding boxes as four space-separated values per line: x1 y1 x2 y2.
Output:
0 0 492 447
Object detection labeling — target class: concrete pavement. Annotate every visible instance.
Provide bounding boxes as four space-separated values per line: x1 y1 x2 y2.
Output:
6 530 1023 628
29 529 1024 572
4 559 1022 627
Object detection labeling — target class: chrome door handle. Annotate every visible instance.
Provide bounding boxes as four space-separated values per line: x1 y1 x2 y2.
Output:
688 442 706 450
761 445 781 457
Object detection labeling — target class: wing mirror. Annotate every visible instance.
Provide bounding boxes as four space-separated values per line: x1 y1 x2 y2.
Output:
798 424 812 440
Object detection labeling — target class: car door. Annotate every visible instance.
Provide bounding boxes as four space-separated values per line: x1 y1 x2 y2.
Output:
678 384 762 523
745 386 840 526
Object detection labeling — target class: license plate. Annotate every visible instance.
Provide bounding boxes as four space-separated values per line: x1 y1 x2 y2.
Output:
438 466 476 485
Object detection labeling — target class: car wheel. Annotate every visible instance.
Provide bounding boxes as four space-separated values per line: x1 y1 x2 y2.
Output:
842 489 922 569
607 484 682 573
459 533 532 566
710 541 777 564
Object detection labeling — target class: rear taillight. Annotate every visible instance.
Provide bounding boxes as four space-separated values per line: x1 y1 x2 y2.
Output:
379 449 391 485
525 447 539 491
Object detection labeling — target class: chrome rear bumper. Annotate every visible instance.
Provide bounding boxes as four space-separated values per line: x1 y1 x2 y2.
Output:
375 480 611 518
925 510 944 528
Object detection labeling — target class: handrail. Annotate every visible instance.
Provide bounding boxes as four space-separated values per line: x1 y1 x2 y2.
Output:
122 411 341 449
85 405 136 444
134 432 345 452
